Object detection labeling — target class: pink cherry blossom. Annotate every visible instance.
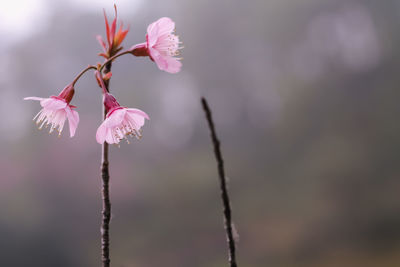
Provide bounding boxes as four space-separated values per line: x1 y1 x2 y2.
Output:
24 85 79 137
131 17 182 73
94 71 149 145
96 106 149 145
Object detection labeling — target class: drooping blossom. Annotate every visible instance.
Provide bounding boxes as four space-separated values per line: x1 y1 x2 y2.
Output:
130 17 183 73
24 84 80 137
96 92 149 145
97 5 129 58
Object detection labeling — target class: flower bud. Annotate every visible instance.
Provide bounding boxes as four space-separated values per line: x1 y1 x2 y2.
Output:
57 84 75 104
130 43 149 57
103 92 120 113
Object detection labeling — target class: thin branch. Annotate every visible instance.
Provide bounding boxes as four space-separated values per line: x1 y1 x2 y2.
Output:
72 65 97 86
99 50 131 73
201 97 238 267
101 61 112 267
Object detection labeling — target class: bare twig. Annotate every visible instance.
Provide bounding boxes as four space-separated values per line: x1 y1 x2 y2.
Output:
201 97 238 267
101 61 112 267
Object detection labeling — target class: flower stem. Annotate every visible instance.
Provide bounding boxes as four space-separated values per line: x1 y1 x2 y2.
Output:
99 50 132 73
72 65 97 86
201 97 238 267
101 61 112 267
67 50 131 87
95 71 109 95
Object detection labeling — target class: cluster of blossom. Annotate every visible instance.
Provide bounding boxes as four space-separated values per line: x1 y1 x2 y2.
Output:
25 8 182 145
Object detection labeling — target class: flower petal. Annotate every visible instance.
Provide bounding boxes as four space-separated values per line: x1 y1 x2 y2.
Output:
154 17 175 36
24 96 45 101
41 98 67 110
148 48 181 73
105 108 126 128
147 18 173 47
66 106 79 137
105 127 116 144
96 122 108 144
148 48 168 71
126 108 150 120
146 21 159 47
125 109 149 130
164 57 182 74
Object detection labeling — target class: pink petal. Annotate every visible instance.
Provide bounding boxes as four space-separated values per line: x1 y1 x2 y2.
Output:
146 21 159 47
40 98 67 110
65 106 79 137
105 108 126 128
149 48 168 71
24 96 45 101
147 17 175 47
96 122 108 144
126 109 149 131
163 57 182 74
154 17 175 36
51 109 67 126
126 108 150 120
105 128 116 144
149 48 181 73
126 114 144 129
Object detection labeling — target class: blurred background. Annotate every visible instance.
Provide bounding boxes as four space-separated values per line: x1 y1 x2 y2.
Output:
1 0 400 266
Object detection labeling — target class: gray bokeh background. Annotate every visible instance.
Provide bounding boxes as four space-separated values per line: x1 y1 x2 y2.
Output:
2 0 400 266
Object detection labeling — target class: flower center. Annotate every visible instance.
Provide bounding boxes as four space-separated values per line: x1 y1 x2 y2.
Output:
154 32 182 57
34 108 66 136
112 122 142 145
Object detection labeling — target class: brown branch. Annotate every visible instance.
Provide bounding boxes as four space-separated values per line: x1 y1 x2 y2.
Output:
71 65 97 86
201 97 238 267
101 61 112 267
98 50 132 73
